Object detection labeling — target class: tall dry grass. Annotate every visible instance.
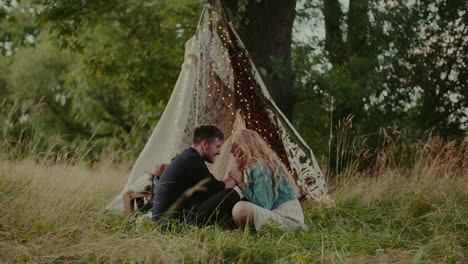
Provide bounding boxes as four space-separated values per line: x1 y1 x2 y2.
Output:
1 100 466 263
1 134 466 263
0 159 125 262
337 135 467 204
0 157 268 263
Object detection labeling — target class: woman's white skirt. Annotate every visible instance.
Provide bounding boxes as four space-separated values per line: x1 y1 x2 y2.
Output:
250 199 308 231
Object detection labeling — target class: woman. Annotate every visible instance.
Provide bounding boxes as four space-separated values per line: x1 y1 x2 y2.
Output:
230 129 308 231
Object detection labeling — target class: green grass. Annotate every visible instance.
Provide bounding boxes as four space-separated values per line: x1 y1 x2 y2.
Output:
1 79 466 264
0 137 467 263
0 116 468 263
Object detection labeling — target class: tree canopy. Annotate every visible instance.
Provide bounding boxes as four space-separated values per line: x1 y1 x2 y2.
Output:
1 0 466 167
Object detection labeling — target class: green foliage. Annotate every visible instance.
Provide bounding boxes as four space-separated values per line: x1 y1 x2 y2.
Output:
0 98 98 164
292 0 467 168
39 0 201 160
58 0 199 160
8 36 76 132
1 0 466 165
0 0 40 55
371 0 467 136
1 0 201 161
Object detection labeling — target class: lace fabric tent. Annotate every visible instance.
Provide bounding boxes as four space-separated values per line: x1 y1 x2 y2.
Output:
106 4 333 214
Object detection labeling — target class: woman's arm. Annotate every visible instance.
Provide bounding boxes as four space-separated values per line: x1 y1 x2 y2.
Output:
240 166 276 210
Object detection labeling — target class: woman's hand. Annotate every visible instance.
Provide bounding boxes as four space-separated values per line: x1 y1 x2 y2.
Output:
228 169 243 183
228 168 248 189
231 143 246 169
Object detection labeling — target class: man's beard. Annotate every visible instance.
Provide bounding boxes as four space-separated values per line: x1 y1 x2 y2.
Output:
203 154 214 163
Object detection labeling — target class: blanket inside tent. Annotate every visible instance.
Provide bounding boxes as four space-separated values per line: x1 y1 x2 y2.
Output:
106 4 333 214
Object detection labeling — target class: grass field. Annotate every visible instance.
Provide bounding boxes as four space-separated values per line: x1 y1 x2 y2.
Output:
0 137 466 263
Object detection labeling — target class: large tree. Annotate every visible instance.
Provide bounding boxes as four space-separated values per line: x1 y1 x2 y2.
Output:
222 0 297 118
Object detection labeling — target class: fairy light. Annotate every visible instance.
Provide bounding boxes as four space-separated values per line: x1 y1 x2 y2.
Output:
198 13 298 182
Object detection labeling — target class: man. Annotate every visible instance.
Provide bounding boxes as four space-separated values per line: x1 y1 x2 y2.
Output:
151 125 242 223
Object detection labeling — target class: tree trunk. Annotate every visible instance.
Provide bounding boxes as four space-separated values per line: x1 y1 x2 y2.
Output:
222 0 297 118
323 0 345 66
346 0 369 58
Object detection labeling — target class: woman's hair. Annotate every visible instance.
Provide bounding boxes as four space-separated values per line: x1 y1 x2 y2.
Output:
232 129 298 195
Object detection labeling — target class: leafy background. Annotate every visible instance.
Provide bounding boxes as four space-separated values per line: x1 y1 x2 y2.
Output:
1 0 466 166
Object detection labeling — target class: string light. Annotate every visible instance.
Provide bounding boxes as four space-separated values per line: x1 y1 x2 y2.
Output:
198 14 297 182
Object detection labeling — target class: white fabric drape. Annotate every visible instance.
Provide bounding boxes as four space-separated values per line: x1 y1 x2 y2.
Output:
106 37 200 212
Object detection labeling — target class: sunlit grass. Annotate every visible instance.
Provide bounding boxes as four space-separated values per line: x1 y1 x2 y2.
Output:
1 134 466 263
1 99 466 263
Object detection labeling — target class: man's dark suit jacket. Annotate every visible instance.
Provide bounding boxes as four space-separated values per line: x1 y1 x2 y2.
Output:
151 147 225 222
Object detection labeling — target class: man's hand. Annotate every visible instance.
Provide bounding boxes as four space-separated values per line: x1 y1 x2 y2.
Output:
224 168 244 188
229 169 243 184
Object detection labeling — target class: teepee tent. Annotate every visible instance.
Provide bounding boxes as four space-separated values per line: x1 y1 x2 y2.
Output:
106 4 332 214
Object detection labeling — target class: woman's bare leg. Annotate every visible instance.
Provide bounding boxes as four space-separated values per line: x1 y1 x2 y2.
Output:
232 201 255 228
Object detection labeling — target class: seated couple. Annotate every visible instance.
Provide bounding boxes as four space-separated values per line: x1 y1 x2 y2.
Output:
151 125 307 231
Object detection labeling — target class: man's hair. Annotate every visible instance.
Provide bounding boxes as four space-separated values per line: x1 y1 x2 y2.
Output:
193 125 224 145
